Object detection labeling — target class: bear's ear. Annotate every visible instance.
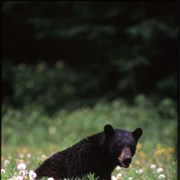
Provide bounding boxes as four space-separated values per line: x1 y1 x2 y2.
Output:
132 128 143 141
104 124 115 138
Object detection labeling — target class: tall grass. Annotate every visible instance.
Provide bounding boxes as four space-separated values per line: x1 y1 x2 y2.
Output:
2 95 177 179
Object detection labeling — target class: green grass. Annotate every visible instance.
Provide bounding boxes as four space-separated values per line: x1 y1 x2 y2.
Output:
1 95 177 179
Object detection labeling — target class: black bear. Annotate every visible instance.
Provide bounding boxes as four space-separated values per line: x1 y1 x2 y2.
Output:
35 124 143 180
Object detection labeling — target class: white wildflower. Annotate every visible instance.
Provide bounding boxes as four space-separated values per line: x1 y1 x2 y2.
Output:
157 167 163 173
17 163 26 170
19 153 25 159
136 169 143 174
14 176 23 180
115 166 121 170
158 174 166 179
150 164 157 169
128 177 133 180
29 170 37 180
1 169 5 173
19 170 26 177
41 154 47 160
4 160 10 166
27 153 32 158
47 178 55 180
117 173 122 179
111 176 117 180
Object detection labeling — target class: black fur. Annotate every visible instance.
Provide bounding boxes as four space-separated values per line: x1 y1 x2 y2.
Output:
35 124 143 180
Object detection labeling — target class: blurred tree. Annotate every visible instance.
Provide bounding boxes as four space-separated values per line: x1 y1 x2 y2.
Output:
2 1 178 110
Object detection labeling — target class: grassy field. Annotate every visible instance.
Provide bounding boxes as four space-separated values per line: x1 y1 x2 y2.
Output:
1 96 177 179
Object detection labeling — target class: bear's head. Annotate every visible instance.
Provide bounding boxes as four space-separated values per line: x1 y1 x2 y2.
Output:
104 124 143 168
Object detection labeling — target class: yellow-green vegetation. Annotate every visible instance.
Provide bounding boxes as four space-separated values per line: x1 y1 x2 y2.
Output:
1 143 176 180
2 96 177 179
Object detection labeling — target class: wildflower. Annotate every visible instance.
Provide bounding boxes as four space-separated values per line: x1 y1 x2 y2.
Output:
4 159 10 166
139 151 146 159
19 159 24 163
154 145 166 156
1 169 5 173
29 170 37 180
167 147 174 154
111 176 117 180
19 170 26 177
14 176 24 180
136 169 143 174
41 154 47 160
134 160 141 166
47 178 55 180
157 167 163 173
150 164 157 169
27 153 32 158
128 177 133 180
115 166 121 170
158 174 165 179
24 175 29 180
17 163 26 170
117 173 122 179
19 153 25 159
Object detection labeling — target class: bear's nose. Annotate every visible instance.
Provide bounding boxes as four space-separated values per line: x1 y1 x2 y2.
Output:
123 157 132 165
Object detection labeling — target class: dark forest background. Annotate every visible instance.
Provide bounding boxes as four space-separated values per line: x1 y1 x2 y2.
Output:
2 1 178 114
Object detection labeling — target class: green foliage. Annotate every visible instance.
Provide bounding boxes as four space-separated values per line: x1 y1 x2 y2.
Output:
82 173 99 180
2 95 177 179
2 62 178 115
1 159 16 179
2 61 103 113
2 96 177 153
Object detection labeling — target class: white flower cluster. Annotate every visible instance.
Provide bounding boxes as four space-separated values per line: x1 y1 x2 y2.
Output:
150 164 165 179
1 160 168 180
1 160 64 180
5 162 40 180
110 164 167 180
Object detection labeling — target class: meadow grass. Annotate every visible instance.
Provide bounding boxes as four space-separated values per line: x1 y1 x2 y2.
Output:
2 96 177 179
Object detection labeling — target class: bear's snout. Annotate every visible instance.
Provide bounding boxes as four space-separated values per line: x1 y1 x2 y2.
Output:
123 157 132 167
118 147 132 168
